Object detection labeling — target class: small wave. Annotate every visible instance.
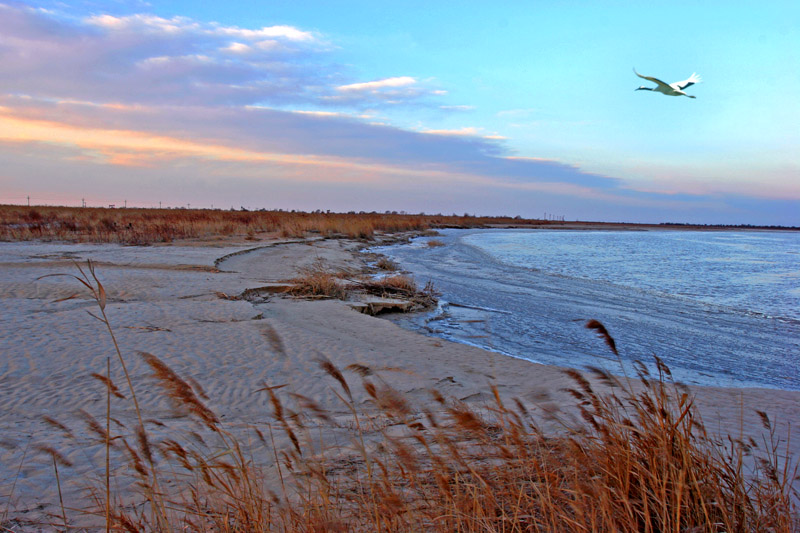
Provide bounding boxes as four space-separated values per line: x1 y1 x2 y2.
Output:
446 302 513 315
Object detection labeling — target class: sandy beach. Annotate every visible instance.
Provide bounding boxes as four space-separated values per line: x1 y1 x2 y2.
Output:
1 234 798 528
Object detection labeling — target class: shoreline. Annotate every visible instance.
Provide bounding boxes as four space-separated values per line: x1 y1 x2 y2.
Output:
378 228 800 392
484 222 800 232
1 234 798 527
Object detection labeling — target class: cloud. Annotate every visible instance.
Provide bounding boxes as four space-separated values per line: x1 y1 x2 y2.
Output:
327 76 445 106
209 23 315 42
440 105 476 111
0 3 439 116
421 127 506 141
0 108 442 181
336 76 417 92
84 13 200 34
222 42 251 54
83 13 315 42
0 98 624 195
422 126 480 136
0 3 436 109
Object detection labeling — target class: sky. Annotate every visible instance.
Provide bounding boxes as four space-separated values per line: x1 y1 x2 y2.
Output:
0 1 798 224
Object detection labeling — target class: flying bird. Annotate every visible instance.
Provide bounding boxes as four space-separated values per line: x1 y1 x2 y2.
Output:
634 69 701 98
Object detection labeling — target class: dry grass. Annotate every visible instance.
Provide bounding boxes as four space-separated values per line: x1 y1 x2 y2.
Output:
286 260 438 311
361 274 417 294
356 275 439 310
287 261 349 300
6 264 799 531
375 257 399 271
0 205 553 244
426 239 446 247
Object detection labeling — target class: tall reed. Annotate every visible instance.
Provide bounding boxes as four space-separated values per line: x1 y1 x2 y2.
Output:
0 205 555 244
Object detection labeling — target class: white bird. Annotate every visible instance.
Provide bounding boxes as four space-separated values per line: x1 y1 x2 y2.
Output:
634 68 701 98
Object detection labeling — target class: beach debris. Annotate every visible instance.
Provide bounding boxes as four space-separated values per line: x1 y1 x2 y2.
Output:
239 283 297 302
348 297 414 315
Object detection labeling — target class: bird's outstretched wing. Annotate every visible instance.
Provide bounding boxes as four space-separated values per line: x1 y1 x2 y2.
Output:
633 68 672 91
675 72 701 90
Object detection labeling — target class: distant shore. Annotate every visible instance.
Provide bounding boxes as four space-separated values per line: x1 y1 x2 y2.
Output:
1 204 797 246
484 221 800 231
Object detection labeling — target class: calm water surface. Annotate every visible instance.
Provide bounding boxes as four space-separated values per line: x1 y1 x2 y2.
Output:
462 230 800 322
376 229 800 391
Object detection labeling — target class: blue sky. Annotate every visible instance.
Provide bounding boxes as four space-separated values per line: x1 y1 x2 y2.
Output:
0 0 798 224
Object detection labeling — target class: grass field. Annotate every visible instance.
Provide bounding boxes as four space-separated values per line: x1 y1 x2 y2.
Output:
0 205 554 244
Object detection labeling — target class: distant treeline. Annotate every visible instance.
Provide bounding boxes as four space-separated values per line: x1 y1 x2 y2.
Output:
659 222 799 230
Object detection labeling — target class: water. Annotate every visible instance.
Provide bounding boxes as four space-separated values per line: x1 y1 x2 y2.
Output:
375 229 800 391
462 230 800 322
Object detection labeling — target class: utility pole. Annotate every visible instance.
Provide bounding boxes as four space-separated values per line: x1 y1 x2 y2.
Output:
124 199 127 209
27 195 30 207
82 198 86 208
159 201 162 209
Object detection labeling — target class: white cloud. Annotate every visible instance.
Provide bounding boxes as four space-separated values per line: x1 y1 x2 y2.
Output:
328 76 448 106
137 56 172 67
254 40 282 51
336 77 417 92
291 110 377 120
422 127 480 136
1 4 455 112
0 5 332 107
1 5 437 109
421 127 504 140
85 14 198 34
222 42 252 54
440 105 475 111
136 54 213 69
85 14 314 43
211 24 315 42
291 110 345 117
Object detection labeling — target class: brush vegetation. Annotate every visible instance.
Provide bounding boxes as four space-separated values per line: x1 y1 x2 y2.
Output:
0 205 552 244
288 261 439 310
4 263 799 532
375 257 400 271
287 261 351 300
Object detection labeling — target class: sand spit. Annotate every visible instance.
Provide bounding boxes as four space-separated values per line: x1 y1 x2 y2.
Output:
1 236 798 528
